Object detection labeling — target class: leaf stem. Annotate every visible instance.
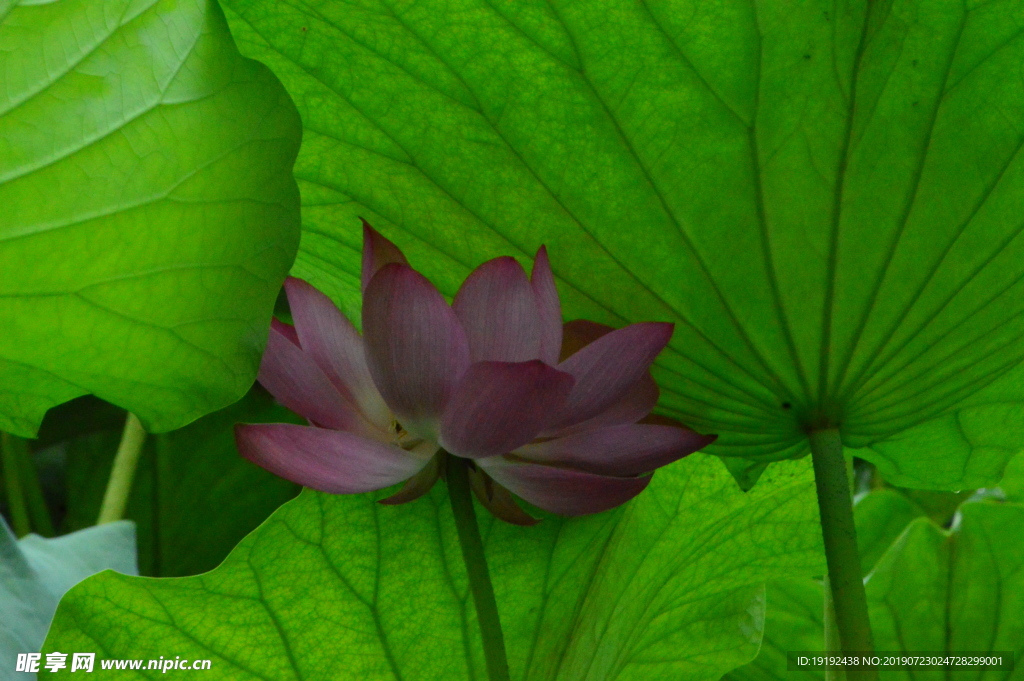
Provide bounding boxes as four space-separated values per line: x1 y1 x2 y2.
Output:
446 454 511 681
809 428 875 681
11 433 55 536
1 432 32 537
97 413 147 525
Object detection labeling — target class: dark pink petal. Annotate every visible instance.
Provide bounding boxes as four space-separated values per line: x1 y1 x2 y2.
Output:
517 424 715 477
235 424 428 493
258 324 371 433
452 256 542 362
469 464 539 526
440 360 574 458
531 246 563 365
479 456 651 516
554 322 674 429
272 317 300 346
548 371 659 436
362 264 470 439
284 277 391 429
361 219 409 292
558 319 613 362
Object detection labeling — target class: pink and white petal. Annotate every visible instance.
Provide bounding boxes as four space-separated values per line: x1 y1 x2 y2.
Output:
440 360 574 459
452 256 542 362
531 246 563 366
235 424 428 494
284 277 392 430
258 324 368 433
479 456 651 516
554 322 674 429
272 317 300 347
517 424 716 477
558 319 613 362
546 371 659 437
378 451 441 505
362 264 470 439
361 219 409 292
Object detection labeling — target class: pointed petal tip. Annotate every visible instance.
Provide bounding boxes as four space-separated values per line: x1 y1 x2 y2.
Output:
454 256 544 363
270 318 300 346
361 219 409 292
530 245 552 283
638 413 718 449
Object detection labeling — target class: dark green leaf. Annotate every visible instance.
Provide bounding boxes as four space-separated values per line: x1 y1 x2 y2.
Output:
221 0 1024 488
62 389 300 576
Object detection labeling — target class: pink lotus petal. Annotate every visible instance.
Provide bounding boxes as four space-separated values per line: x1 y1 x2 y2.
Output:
284 277 391 430
479 456 651 516
361 219 409 292
558 319 613 362
453 256 542 362
517 423 715 477
378 447 441 505
554 322 674 429
272 317 300 346
362 264 470 440
531 246 563 366
235 423 428 494
468 464 539 526
440 360 574 458
258 324 372 433
547 371 659 436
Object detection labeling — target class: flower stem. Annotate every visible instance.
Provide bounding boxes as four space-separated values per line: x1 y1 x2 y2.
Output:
1 432 31 537
446 454 511 681
823 456 855 681
809 428 875 681
97 413 147 525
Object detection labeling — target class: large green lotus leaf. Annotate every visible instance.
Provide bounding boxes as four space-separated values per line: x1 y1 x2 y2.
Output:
727 496 1024 681
60 389 300 576
868 502 1024 679
0 0 302 437
44 455 823 680
999 452 1024 501
725 488 924 681
0 517 136 675
221 0 1024 486
851 361 1024 489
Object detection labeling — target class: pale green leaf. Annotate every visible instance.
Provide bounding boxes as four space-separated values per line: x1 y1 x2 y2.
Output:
44 455 823 680
0 0 302 436
0 518 136 672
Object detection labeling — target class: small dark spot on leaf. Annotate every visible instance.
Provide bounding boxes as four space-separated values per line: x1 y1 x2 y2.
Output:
912 58 919 67
803 54 812 60
301 26 308 32
912 101 919 107
781 402 792 410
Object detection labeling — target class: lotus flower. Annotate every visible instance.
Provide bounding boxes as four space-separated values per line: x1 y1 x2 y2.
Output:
235 222 716 523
